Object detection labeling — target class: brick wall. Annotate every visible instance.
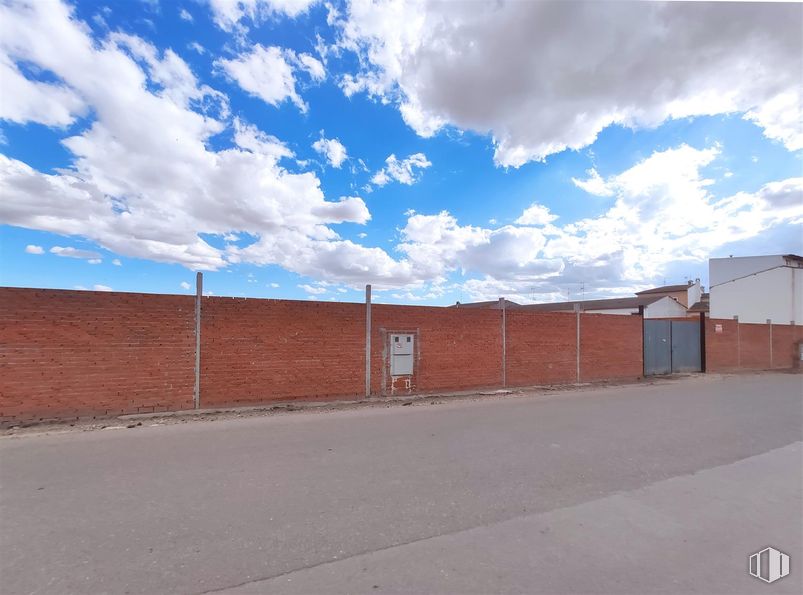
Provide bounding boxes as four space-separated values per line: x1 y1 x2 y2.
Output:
739 323 771 370
705 319 739 371
3 287 799 424
506 311 576 385
200 297 365 407
0 288 195 423
579 313 644 381
706 318 801 372
370 305 502 396
771 324 803 369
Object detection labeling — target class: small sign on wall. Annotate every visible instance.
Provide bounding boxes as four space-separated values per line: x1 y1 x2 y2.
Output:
715 324 723 333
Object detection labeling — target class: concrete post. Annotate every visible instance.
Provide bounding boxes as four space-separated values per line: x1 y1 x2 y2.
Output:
574 303 582 384
767 318 773 369
194 271 202 410
365 284 372 398
499 297 506 388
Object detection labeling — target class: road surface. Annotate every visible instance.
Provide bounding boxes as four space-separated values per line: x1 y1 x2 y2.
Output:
1 373 801 594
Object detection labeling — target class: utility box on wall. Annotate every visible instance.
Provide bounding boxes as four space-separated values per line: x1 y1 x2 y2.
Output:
390 333 415 376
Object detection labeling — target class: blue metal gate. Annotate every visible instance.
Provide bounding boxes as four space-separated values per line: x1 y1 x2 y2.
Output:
644 319 701 375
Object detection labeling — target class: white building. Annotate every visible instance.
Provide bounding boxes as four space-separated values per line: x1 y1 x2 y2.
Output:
709 254 803 324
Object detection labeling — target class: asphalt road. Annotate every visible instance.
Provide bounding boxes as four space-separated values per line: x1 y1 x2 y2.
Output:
1 373 801 594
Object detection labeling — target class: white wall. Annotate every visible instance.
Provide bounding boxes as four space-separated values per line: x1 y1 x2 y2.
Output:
584 308 638 315
710 266 802 324
644 296 688 318
686 281 702 307
709 255 785 286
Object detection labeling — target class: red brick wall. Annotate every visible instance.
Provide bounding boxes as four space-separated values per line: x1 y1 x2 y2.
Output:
0 288 194 423
200 297 365 407
739 323 771 370
370 305 503 396
705 318 739 371
579 313 644 381
771 324 803 369
706 318 801 372
6 287 796 424
506 311 576 386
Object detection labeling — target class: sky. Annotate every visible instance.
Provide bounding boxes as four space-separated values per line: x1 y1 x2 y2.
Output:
0 0 801 305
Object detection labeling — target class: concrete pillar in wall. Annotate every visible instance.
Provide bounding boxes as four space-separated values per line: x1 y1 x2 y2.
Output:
499 297 506 388
365 284 372 398
574 303 582 384
194 271 202 410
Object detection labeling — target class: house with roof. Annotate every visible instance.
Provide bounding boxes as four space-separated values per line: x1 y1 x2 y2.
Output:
454 281 701 318
512 293 688 317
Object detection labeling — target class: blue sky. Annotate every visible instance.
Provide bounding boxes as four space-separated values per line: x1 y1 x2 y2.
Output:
1 0 801 304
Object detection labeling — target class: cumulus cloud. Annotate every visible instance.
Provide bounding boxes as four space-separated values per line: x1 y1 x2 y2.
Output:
180 281 191 290
312 132 347 168
24 244 44 254
93 284 113 292
50 246 102 263
0 0 374 277
515 204 558 226
460 145 803 301
572 169 614 197
1 0 800 301
370 153 431 187
216 45 306 111
334 0 803 166
297 53 325 81
179 8 193 22
207 0 317 32
299 283 327 295
112 258 122 266
0 54 86 126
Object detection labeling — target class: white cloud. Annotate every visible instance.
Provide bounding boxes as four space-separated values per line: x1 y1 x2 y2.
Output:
216 45 307 111
0 53 86 126
269 282 280 288
572 169 614 197
299 283 327 295
112 258 122 266
0 1 374 277
2 1 800 301
335 1 803 166
179 8 193 22
312 132 347 168
188 42 206 55
370 153 431 187
180 281 191 290
402 145 802 302
297 53 325 81
50 246 103 262
216 46 325 113
515 204 558 226
207 0 317 32
93 284 113 291
25 244 44 254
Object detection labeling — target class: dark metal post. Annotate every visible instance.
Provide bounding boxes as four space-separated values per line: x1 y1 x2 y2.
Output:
699 312 707 373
